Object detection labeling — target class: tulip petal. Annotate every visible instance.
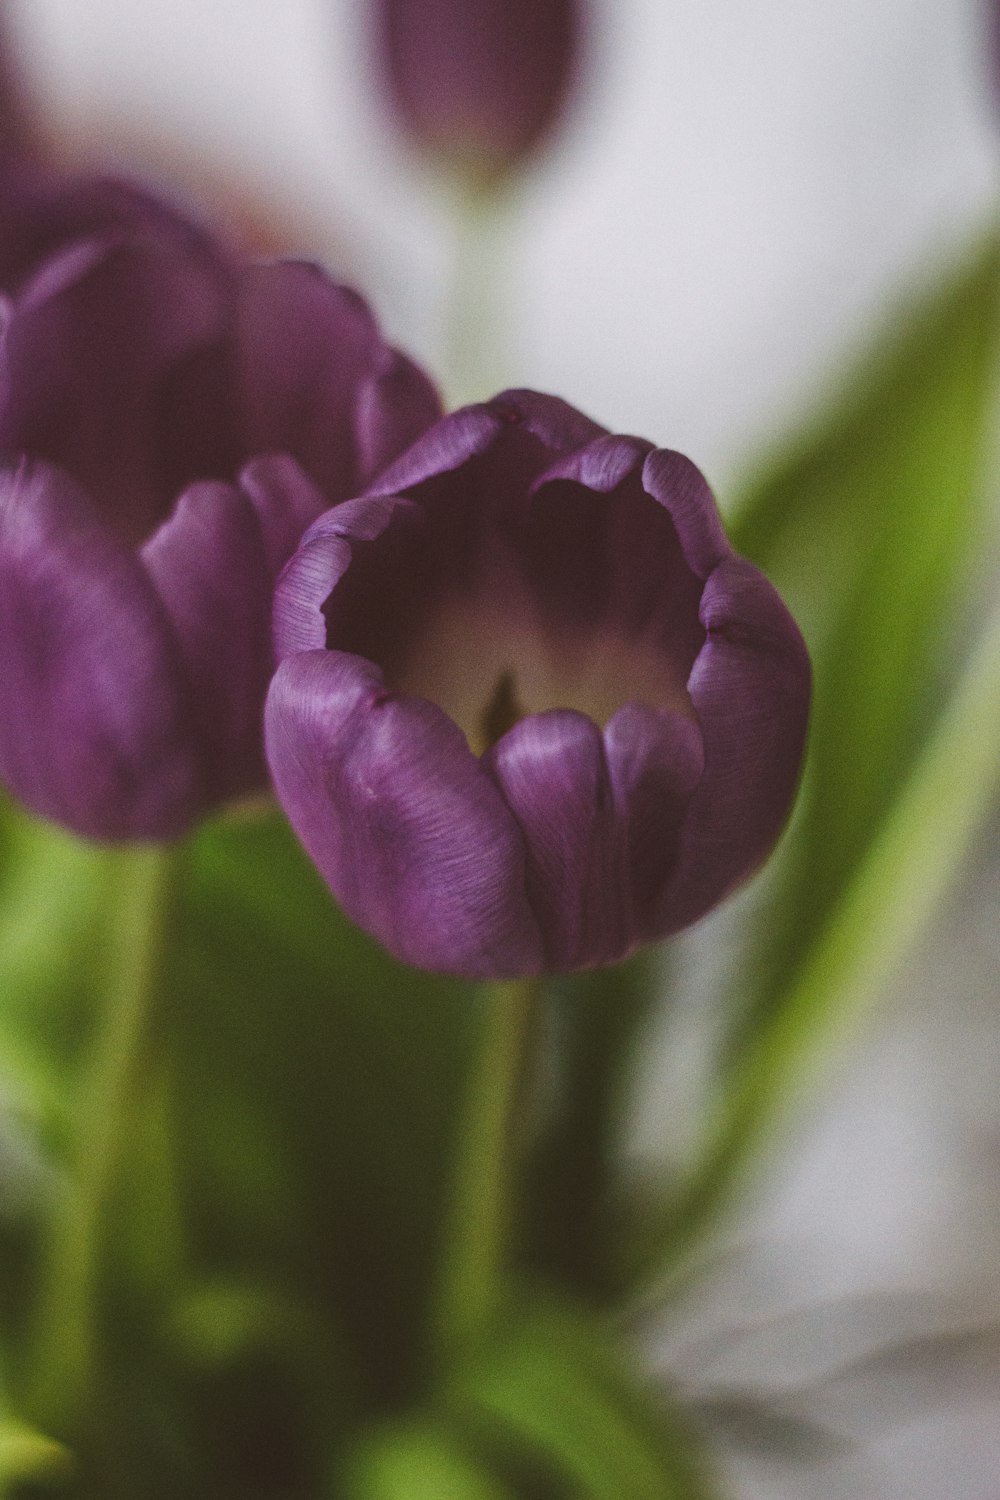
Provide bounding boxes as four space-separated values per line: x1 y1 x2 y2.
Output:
265 651 543 977
366 403 506 497
361 392 602 533
658 554 811 932
530 432 650 495
0 459 197 838
353 346 442 483
141 480 272 803
234 263 387 498
485 709 630 969
520 444 706 681
0 237 228 544
238 452 330 580
642 448 730 578
603 703 705 942
488 389 607 453
0 166 222 292
272 494 418 661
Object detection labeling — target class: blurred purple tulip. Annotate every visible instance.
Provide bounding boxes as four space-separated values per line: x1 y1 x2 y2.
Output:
265 390 811 978
0 166 219 290
0 7 34 161
0 173 441 841
375 0 583 183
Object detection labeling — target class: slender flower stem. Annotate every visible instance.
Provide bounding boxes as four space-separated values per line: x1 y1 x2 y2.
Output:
27 842 180 1430
434 978 542 1364
444 181 513 407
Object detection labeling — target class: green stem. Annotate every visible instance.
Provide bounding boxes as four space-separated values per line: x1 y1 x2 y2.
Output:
434 978 542 1363
27 842 180 1430
444 183 512 407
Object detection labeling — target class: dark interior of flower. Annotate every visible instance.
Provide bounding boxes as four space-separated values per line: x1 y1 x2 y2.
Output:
323 461 707 756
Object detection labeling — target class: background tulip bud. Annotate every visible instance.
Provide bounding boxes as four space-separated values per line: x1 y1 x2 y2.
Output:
374 0 583 184
0 171 441 841
266 390 811 979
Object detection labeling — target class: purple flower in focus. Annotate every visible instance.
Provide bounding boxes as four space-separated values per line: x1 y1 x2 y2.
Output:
0 173 441 840
375 0 583 184
265 391 811 978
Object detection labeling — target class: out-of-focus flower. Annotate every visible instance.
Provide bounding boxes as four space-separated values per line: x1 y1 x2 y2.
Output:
0 166 219 291
374 0 583 185
0 173 441 841
0 8 34 162
265 390 810 978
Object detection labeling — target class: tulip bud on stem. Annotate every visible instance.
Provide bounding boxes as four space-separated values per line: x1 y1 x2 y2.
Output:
433 976 542 1363
27 843 181 1436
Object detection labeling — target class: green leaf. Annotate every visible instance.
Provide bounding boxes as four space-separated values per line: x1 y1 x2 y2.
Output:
729 230 1000 1042
0 801 484 1484
167 1276 354 1498
0 811 158 1387
0 802 121 1119
0 1351 72 1495
0 1416 73 1493
164 806 480 1411
446 1297 720 1500
630 233 1000 1291
342 1419 513 1500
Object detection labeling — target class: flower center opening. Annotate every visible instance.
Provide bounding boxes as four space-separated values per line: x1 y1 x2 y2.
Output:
330 557 699 756
324 469 707 755
480 669 526 753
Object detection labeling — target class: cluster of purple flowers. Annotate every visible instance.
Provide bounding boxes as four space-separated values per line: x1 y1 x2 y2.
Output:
0 2 810 979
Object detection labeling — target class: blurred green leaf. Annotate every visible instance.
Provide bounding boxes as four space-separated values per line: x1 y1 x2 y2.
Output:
342 1419 513 1500
165 806 480 1413
0 1352 72 1496
0 1415 73 1494
631 232 1000 1291
0 802 482 1486
730 230 1000 1040
445 1297 719 1499
0 802 120 1121
0 806 139 1380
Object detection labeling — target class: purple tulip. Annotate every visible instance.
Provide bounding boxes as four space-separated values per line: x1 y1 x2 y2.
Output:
265 390 811 978
0 174 441 841
375 0 583 183
0 164 220 292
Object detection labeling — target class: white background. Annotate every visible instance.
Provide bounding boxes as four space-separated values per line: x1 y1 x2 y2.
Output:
10 0 1000 482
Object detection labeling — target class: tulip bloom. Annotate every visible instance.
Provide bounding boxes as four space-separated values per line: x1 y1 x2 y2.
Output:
266 391 811 978
0 176 440 840
375 0 582 183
